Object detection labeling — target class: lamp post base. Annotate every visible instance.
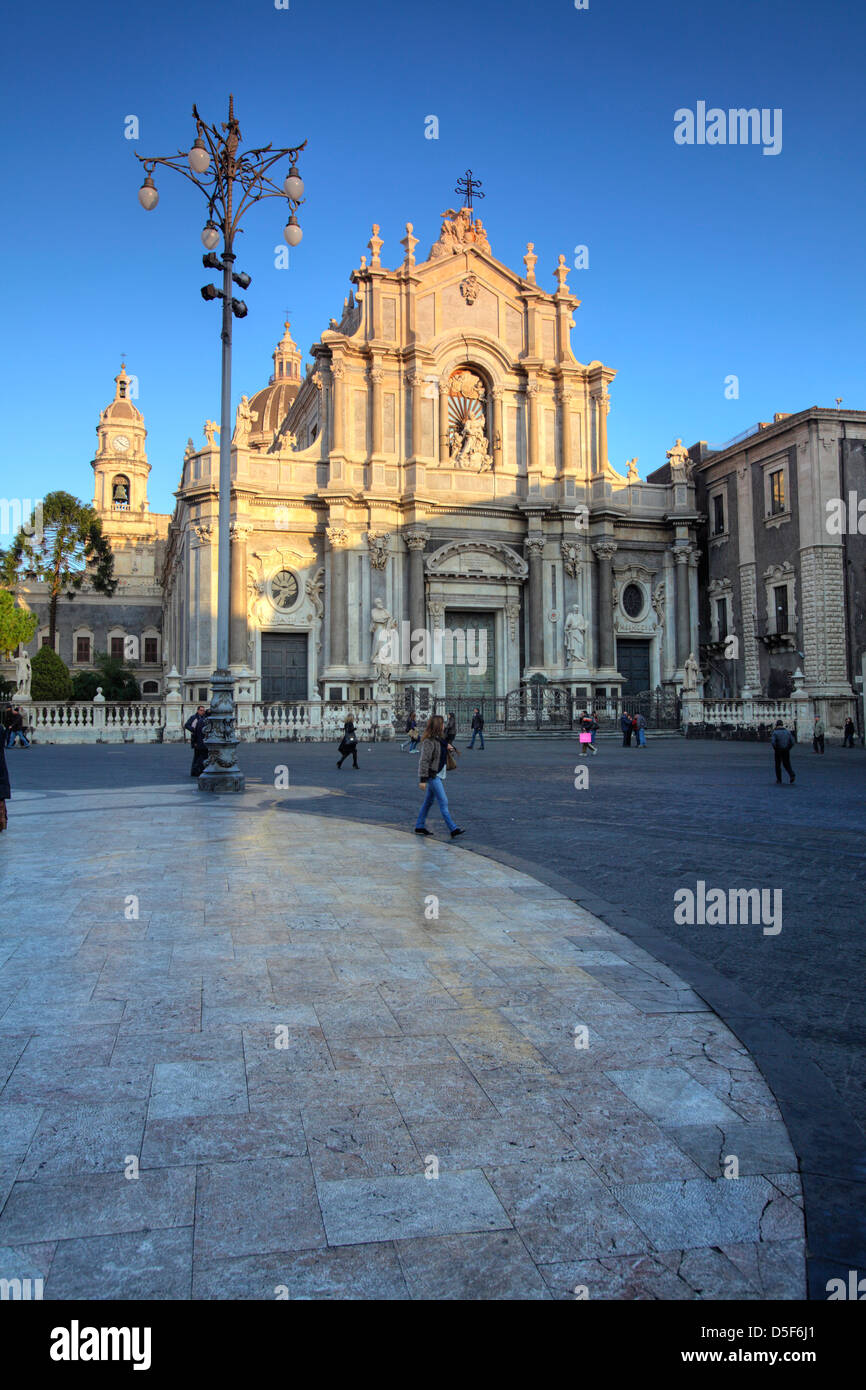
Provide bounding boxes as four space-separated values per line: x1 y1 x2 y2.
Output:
198 668 246 794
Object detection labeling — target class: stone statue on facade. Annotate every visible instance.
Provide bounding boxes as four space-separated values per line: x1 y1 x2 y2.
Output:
14 650 31 699
233 395 257 444
370 596 398 670
429 207 492 259
682 650 702 692
204 420 220 446
564 605 588 665
667 438 692 482
452 415 492 471
626 457 640 482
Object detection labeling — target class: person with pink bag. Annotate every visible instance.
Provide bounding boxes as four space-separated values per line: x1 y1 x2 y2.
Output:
577 709 598 756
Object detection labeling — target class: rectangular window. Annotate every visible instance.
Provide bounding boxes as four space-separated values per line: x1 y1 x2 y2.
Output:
551 565 557 608
770 469 786 515
144 637 158 664
774 585 789 633
110 637 125 661
41 633 52 647
713 493 725 535
717 598 728 641
76 636 91 664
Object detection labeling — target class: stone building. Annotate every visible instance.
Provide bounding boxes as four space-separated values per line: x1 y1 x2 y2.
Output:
161 206 702 715
685 407 865 730
10 366 171 695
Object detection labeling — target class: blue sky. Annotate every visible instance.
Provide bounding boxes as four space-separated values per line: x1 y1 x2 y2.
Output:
3 0 865 517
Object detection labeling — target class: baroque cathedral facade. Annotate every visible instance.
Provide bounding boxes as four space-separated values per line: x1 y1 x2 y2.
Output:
20 206 711 713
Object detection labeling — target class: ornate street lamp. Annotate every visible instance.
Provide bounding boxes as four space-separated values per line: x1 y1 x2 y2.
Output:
135 96 306 793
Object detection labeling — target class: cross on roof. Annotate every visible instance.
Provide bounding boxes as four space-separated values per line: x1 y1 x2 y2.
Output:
455 169 484 216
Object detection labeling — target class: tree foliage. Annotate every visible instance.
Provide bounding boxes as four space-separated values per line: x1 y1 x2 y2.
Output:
30 645 73 700
0 492 117 647
0 590 37 657
71 652 141 702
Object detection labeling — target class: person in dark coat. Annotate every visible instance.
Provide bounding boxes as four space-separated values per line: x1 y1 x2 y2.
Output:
0 736 10 832
843 717 856 748
771 720 796 784
6 707 30 748
444 712 457 744
337 717 359 769
184 705 209 777
620 711 633 747
467 708 485 749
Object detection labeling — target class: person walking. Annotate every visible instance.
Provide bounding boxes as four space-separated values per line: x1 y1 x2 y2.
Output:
636 712 647 748
812 717 825 755
444 711 457 744
6 707 30 749
620 711 633 747
843 717 856 748
771 720 796 784
578 709 598 756
336 716 359 769
184 705 208 777
414 714 464 839
401 711 419 752
0 731 10 832
467 708 485 749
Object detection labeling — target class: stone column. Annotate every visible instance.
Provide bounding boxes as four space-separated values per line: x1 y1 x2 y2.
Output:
330 362 345 453
406 531 429 637
525 535 546 668
229 523 250 666
492 388 504 470
327 526 349 666
370 366 383 455
439 376 450 463
673 546 693 667
408 371 423 459
592 541 617 669
526 381 541 475
559 388 573 471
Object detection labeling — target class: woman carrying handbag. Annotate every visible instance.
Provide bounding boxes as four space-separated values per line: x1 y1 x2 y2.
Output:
414 714 465 839
336 716 359 769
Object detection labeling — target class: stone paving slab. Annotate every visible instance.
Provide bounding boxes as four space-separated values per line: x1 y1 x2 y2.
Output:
0 783 806 1300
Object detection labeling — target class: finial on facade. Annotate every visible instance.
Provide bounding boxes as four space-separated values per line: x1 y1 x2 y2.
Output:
368 224 383 267
401 221 419 266
359 254 367 269
523 242 537 284
554 253 570 291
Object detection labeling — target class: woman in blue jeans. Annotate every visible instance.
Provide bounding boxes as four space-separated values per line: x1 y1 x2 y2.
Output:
414 714 465 840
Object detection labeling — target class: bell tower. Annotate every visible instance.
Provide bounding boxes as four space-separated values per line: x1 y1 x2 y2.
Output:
92 364 151 515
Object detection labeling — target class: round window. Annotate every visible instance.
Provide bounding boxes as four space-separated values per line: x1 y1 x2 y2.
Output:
270 569 299 610
622 583 644 619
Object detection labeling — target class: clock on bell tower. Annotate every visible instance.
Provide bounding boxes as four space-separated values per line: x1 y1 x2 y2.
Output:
91 363 152 515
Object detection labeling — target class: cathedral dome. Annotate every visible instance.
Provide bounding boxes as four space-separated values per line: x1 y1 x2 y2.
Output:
249 322 302 444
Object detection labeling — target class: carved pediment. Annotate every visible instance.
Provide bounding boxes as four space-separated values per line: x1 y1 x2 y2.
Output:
425 539 528 581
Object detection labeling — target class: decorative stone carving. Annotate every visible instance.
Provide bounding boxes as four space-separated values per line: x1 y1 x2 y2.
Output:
460 274 480 305
651 583 666 625
505 599 521 641
591 541 617 560
523 242 538 283
192 524 213 545
561 542 581 578
203 420 220 445
452 415 491 471
427 599 446 627
429 207 491 259
370 595 398 670
426 538 528 580
230 523 253 542
554 253 570 292
564 604 588 664
369 368 384 385
184 438 195 461
400 222 419 265
524 536 545 559
331 361 345 381
368 224 383 266
405 531 430 552
367 532 389 570
626 457 640 481
326 526 349 549
304 567 325 620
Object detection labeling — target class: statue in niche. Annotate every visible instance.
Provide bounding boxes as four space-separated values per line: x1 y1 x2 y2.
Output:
370 595 398 670
564 605 588 665
683 651 702 692
453 415 491 470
